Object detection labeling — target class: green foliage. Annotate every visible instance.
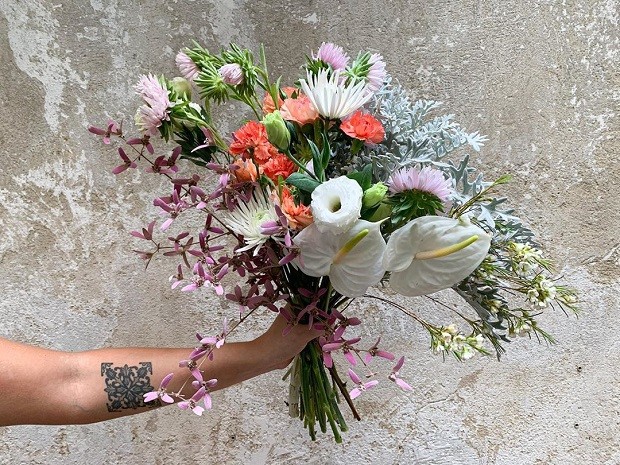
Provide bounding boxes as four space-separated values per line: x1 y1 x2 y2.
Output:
174 125 215 167
387 190 445 227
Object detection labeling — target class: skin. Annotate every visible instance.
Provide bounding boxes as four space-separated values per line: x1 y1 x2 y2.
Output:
0 315 321 427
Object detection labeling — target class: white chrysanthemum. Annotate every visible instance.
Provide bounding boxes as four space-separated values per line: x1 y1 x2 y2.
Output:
295 219 386 297
383 216 492 296
311 176 363 234
224 191 279 252
299 69 372 119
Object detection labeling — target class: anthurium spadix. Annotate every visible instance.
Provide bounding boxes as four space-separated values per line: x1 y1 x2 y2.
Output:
383 216 492 296
295 219 386 297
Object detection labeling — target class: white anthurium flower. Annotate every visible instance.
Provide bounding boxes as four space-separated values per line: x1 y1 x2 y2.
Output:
295 219 386 298
299 69 372 119
383 216 492 296
311 176 363 234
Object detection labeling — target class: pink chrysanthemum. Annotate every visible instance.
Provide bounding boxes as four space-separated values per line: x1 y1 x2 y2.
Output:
175 51 200 81
388 166 452 201
134 74 173 135
312 42 350 71
366 53 387 93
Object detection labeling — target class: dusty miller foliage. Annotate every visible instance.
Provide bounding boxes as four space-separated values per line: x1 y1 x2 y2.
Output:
350 77 558 357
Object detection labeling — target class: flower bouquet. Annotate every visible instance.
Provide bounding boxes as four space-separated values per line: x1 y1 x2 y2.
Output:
90 42 578 442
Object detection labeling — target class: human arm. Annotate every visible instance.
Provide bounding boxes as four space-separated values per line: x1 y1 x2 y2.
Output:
0 315 320 427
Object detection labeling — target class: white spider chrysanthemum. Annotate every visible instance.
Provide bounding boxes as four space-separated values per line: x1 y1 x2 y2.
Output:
224 191 279 252
299 69 372 119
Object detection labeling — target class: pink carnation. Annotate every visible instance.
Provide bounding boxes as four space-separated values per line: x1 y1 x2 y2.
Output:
312 42 349 71
388 166 452 202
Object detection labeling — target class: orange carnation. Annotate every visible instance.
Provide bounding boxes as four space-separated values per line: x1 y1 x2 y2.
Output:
340 111 385 144
280 187 313 230
262 154 296 182
232 158 260 182
229 120 279 164
262 86 298 114
280 94 319 126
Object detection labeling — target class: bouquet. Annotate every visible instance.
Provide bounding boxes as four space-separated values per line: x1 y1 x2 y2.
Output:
90 41 578 442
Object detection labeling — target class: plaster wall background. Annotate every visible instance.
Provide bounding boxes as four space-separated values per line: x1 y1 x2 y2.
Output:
0 1 618 464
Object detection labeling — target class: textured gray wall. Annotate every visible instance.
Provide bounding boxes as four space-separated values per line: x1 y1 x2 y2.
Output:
0 1 618 464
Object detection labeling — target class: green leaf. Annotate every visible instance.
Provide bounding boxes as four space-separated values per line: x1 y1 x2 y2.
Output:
346 164 373 190
286 172 321 193
307 138 324 180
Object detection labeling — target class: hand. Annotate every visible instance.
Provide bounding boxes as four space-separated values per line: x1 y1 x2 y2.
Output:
252 313 323 371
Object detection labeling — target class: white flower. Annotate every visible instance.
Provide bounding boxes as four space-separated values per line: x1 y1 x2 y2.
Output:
299 69 372 119
383 216 492 296
223 190 279 253
311 176 363 234
294 219 386 297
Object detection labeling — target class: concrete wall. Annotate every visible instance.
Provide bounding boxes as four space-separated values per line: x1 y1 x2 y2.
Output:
0 1 618 463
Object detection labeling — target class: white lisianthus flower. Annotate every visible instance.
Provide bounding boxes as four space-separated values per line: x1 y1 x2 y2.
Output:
383 216 492 296
223 190 279 253
295 220 386 297
311 176 363 234
299 69 372 119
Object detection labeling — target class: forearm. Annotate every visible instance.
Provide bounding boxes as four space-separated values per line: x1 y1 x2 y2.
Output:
72 339 278 425
0 316 319 427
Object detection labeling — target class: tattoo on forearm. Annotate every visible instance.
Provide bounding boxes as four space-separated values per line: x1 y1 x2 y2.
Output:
101 362 160 412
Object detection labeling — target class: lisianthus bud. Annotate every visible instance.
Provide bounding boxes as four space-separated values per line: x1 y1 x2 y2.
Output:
262 110 291 152
363 182 388 208
218 63 244 85
171 77 192 99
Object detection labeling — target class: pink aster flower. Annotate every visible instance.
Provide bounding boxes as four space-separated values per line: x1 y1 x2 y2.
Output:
218 63 244 85
387 166 452 202
134 74 173 135
175 50 200 81
366 53 387 93
312 42 350 71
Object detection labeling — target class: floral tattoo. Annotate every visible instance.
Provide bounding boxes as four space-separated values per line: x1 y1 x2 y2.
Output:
101 362 160 412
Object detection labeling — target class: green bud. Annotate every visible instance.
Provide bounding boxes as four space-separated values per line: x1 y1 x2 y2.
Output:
363 182 388 208
262 110 291 151
171 77 192 100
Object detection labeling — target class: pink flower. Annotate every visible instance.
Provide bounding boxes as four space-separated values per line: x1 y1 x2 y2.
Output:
387 166 452 202
312 42 350 71
363 337 395 364
112 147 137 174
191 371 217 410
366 53 387 93
388 356 413 391
178 387 207 416
348 368 379 400
134 74 173 135
175 50 200 81
88 119 121 144
143 372 175 404
218 63 244 85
